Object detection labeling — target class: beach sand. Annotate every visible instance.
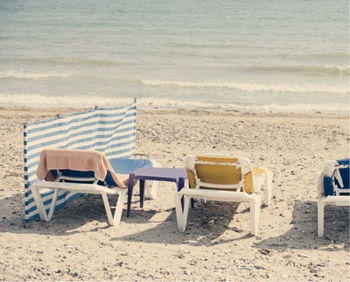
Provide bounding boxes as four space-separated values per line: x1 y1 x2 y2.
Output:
0 107 349 281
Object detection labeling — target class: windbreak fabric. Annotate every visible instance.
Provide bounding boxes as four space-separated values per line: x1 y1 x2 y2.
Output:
24 101 136 222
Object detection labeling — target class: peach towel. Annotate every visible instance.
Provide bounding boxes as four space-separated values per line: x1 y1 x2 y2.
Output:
36 148 126 188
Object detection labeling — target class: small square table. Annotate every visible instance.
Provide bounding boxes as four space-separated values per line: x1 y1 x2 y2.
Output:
127 167 187 217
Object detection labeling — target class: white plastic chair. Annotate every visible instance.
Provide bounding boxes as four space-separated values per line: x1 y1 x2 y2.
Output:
175 155 273 235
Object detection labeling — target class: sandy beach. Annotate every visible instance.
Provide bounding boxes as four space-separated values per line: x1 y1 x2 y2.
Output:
0 107 349 281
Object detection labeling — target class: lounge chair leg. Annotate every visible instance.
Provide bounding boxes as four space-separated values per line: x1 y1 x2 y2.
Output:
47 189 59 221
146 181 159 199
30 186 49 221
174 192 184 231
263 170 273 206
101 192 114 225
318 199 325 237
181 196 191 232
250 195 261 236
113 189 127 226
146 159 161 199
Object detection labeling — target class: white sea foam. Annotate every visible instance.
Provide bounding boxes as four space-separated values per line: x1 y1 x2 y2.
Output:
0 93 348 114
242 65 350 75
0 70 74 79
141 80 349 94
1 57 129 66
0 94 132 108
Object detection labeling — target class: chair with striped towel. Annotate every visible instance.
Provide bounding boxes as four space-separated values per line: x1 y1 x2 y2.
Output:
175 155 273 235
317 159 350 237
24 100 158 224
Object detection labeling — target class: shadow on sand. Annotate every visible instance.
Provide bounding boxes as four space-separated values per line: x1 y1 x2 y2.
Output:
0 193 156 236
254 200 349 252
0 192 250 245
1 194 348 250
111 201 254 247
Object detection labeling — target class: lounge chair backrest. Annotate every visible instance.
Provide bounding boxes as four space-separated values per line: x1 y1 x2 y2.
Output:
186 155 254 193
24 101 136 222
195 163 242 185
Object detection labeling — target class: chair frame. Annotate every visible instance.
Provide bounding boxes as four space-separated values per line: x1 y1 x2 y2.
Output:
175 158 273 235
31 170 127 226
317 163 350 237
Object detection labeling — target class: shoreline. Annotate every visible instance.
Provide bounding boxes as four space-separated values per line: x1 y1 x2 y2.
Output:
1 94 349 116
1 105 349 120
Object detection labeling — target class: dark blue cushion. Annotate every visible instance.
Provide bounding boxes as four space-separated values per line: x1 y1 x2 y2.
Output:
336 159 350 190
50 169 115 186
323 176 334 196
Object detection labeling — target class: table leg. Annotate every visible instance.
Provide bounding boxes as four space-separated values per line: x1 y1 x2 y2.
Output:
177 177 185 211
127 174 135 217
140 179 145 208
177 177 185 192
177 177 194 209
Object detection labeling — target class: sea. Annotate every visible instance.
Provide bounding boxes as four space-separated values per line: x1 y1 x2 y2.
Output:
0 0 349 113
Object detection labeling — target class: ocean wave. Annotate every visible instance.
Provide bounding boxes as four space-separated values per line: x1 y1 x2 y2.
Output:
242 65 349 75
43 57 120 66
0 70 74 79
139 98 349 114
170 42 245 49
141 80 349 94
1 57 132 66
290 53 349 59
0 94 348 114
0 94 134 108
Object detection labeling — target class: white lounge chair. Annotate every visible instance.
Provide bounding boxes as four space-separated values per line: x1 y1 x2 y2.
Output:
31 149 140 225
175 155 273 235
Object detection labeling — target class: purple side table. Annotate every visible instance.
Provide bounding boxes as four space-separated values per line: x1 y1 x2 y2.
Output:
127 167 187 217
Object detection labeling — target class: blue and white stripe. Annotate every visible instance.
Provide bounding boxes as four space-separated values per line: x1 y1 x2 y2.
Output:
24 101 137 222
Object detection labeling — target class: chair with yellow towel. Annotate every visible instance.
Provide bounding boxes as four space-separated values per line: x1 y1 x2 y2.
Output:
175 155 273 235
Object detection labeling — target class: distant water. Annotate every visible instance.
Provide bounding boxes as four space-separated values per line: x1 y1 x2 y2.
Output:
0 0 349 113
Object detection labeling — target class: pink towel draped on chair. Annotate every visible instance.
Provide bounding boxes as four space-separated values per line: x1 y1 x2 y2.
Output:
36 148 126 188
